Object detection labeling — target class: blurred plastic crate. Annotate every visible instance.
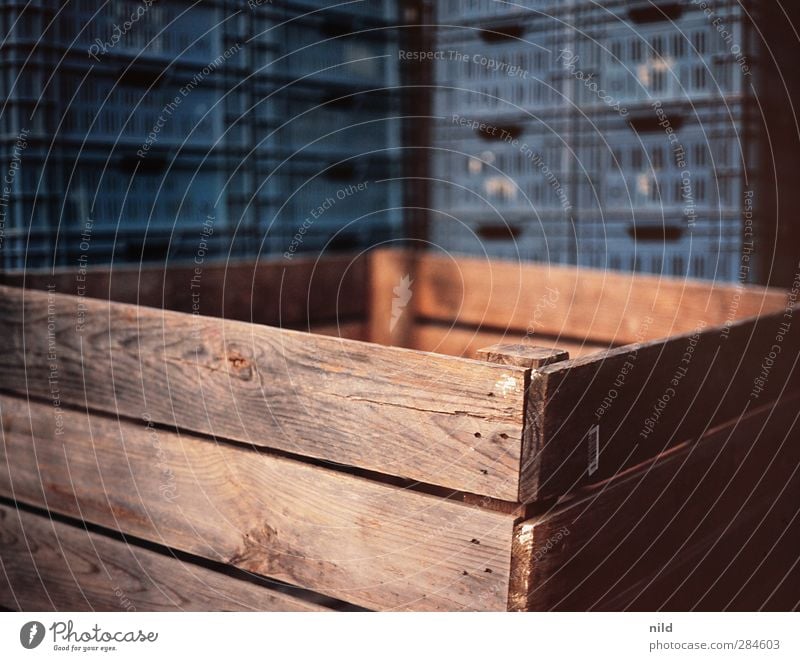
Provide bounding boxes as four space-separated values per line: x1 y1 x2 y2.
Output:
288 0 397 22
433 18 570 118
427 213 574 264
277 87 400 156
274 16 398 87
571 0 750 106
437 0 567 25
60 69 245 149
67 0 226 64
431 117 574 216
575 218 742 280
278 156 402 253
570 102 755 218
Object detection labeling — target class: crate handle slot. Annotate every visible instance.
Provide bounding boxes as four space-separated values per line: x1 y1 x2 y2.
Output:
321 18 354 38
324 163 357 181
117 65 168 88
117 153 168 174
477 223 522 240
476 123 523 140
479 24 525 42
628 114 685 133
627 225 685 241
627 3 683 23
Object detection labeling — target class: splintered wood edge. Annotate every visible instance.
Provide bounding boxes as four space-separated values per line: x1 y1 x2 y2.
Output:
478 345 570 505
507 519 537 611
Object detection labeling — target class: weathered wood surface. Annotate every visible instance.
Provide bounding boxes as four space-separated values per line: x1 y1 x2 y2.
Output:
509 395 800 610
0 394 516 611
521 302 800 501
413 251 787 345
411 322 607 360
0 284 528 500
0 254 368 326
0 504 330 611
477 344 569 369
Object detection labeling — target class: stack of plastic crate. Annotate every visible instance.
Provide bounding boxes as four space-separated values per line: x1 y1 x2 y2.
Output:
430 1 576 263
430 0 785 282
0 0 282 268
267 0 403 256
567 0 758 281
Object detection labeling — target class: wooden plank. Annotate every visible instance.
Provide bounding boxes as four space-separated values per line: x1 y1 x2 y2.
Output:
0 253 368 326
0 284 528 500
477 344 569 369
509 394 800 610
411 322 607 360
307 320 365 341
0 504 330 612
0 394 516 611
368 249 415 347
521 302 800 501
414 252 787 346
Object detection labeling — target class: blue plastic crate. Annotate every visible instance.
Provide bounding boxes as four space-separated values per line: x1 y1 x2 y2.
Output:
274 16 398 87
571 0 750 106
437 0 567 25
433 17 571 118
431 116 574 216
277 88 400 157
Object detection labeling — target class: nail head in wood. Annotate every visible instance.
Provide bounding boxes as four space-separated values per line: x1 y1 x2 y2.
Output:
477 344 569 369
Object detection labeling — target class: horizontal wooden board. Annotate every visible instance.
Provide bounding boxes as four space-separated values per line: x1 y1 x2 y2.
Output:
521 303 800 501
510 395 800 610
0 395 516 611
0 284 528 500
412 251 787 346
0 253 368 326
0 504 330 611
411 322 608 360
308 321 365 341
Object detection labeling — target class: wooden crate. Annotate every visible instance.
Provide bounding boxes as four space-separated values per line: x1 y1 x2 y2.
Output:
0 249 798 611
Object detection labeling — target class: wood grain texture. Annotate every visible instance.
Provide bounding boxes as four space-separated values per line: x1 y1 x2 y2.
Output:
0 394 516 611
521 303 800 501
477 344 569 369
0 504 330 612
0 254 368 326
0 284 528 500
413 252 787 345
510 395 800 610
411 322 607 360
